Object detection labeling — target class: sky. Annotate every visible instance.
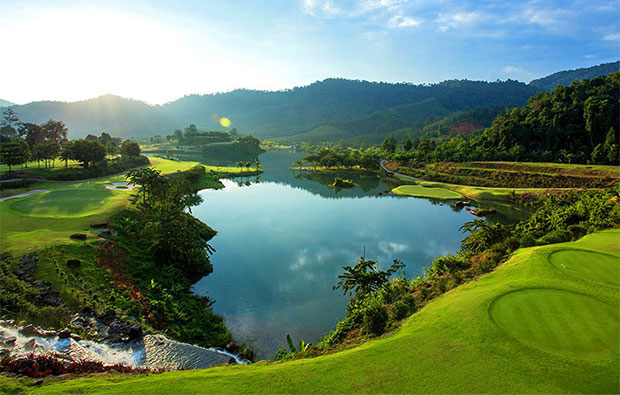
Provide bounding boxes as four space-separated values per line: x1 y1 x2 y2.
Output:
1 0 618 105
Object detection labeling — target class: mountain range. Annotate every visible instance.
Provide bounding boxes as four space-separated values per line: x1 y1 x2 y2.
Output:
1 61 618 142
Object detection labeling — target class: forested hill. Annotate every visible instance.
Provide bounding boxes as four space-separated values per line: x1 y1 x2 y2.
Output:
3 79 536 139
2 62 618 140
529 61 619 92
471 71 619 164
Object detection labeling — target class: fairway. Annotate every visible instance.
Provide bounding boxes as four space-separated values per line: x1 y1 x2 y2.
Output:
6 189 124 218
392 184 463 199
21 230 619 394
549 249 620 287
489 288 620 360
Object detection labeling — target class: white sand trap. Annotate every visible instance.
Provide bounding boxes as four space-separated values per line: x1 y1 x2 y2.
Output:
103 182 137 191
0 189 49 202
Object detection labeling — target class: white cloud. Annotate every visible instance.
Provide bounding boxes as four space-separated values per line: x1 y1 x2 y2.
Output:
388 14 421 28
303 0 342 16
436 11 484 31
603 32 620 41
502 66 522 73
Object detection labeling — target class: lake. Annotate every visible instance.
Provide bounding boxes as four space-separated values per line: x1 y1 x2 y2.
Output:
191 150 490 359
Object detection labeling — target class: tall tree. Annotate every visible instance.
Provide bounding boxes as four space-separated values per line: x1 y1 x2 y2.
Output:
381 135 396 153
40 120 68 143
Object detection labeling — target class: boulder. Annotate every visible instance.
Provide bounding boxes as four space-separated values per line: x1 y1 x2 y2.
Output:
69 233 87 240
70 334 82 341
128 324 143 340
225 342 240 354
66 259 81 268
23 338 36 351
57 329 72 339
90 222 109 228
228 357 237 365
19 324 45 337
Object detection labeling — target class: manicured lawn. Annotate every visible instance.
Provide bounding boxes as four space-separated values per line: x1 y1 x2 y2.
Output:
18 230 619 394
0 157 259 255
5 189 125 218
392 184 464 199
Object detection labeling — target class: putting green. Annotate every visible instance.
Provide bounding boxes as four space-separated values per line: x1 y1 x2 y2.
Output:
392 184 463 199
6 189 123 218
489 288 620 360
549 249 620 287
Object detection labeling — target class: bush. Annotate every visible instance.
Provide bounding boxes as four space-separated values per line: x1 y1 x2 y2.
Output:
0 178 35 190
363 299 388 336
519 233 537 247
567 224 587 240
538 229 572 245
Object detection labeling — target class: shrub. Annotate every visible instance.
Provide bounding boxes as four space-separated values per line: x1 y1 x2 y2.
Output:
567 224 587 240
538 229 572 245
519 233 537 247
363 299 388 336
0 178 35 190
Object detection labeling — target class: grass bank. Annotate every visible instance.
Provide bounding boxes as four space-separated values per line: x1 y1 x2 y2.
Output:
14 229 619 394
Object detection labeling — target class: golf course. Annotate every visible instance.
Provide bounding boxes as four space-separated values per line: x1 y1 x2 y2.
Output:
0 157 256 255
3 229 616 393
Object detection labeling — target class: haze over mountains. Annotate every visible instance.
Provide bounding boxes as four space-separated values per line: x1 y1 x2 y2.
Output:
2 61 618 141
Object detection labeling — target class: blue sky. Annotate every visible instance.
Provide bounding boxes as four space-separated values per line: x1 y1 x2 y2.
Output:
1 0 618 104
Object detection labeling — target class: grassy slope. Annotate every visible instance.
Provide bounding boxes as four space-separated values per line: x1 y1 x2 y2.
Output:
24 230 620 394
0 158 254 256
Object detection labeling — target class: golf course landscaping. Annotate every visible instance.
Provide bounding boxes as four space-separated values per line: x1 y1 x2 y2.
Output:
4 229 616 394
0 157 260 255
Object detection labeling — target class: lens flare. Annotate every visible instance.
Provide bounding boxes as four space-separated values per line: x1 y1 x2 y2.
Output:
219 117 231 127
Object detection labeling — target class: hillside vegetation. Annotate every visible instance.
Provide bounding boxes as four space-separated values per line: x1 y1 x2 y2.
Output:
529 60 619 92
16 229 619 394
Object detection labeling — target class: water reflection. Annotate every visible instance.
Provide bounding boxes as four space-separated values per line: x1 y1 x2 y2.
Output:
191 151 499 359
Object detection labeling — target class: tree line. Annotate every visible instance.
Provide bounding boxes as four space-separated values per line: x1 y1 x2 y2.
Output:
0 109 142 171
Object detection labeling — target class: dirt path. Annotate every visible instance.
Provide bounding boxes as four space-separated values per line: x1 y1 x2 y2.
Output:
0 189 49 202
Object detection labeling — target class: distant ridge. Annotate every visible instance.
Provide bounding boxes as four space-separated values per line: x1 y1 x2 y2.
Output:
4 62 616 140
0 98 15 107
529 61 620 91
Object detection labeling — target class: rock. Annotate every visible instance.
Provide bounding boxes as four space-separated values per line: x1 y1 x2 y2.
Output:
13 254 38 281
90 222 109 228
57 329 72 339
19 324 39 337
66 259 81 268
70 334 82 341
42 293 64 306
4 336 17 346
225 342 240 354
23 338 36 351
228 357 237 365
128 324 143 340
69 233 87 240
32 379 44 387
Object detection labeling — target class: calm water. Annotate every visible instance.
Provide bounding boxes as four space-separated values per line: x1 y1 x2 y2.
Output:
191 150 493 359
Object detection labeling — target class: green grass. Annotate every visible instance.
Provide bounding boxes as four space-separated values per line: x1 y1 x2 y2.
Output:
489 288 619 360
0 158 83 173
0 158 259 255
15 230 619 394
392 184 464 199
5 189 126 218
390 173 548 202
549 249 620 287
